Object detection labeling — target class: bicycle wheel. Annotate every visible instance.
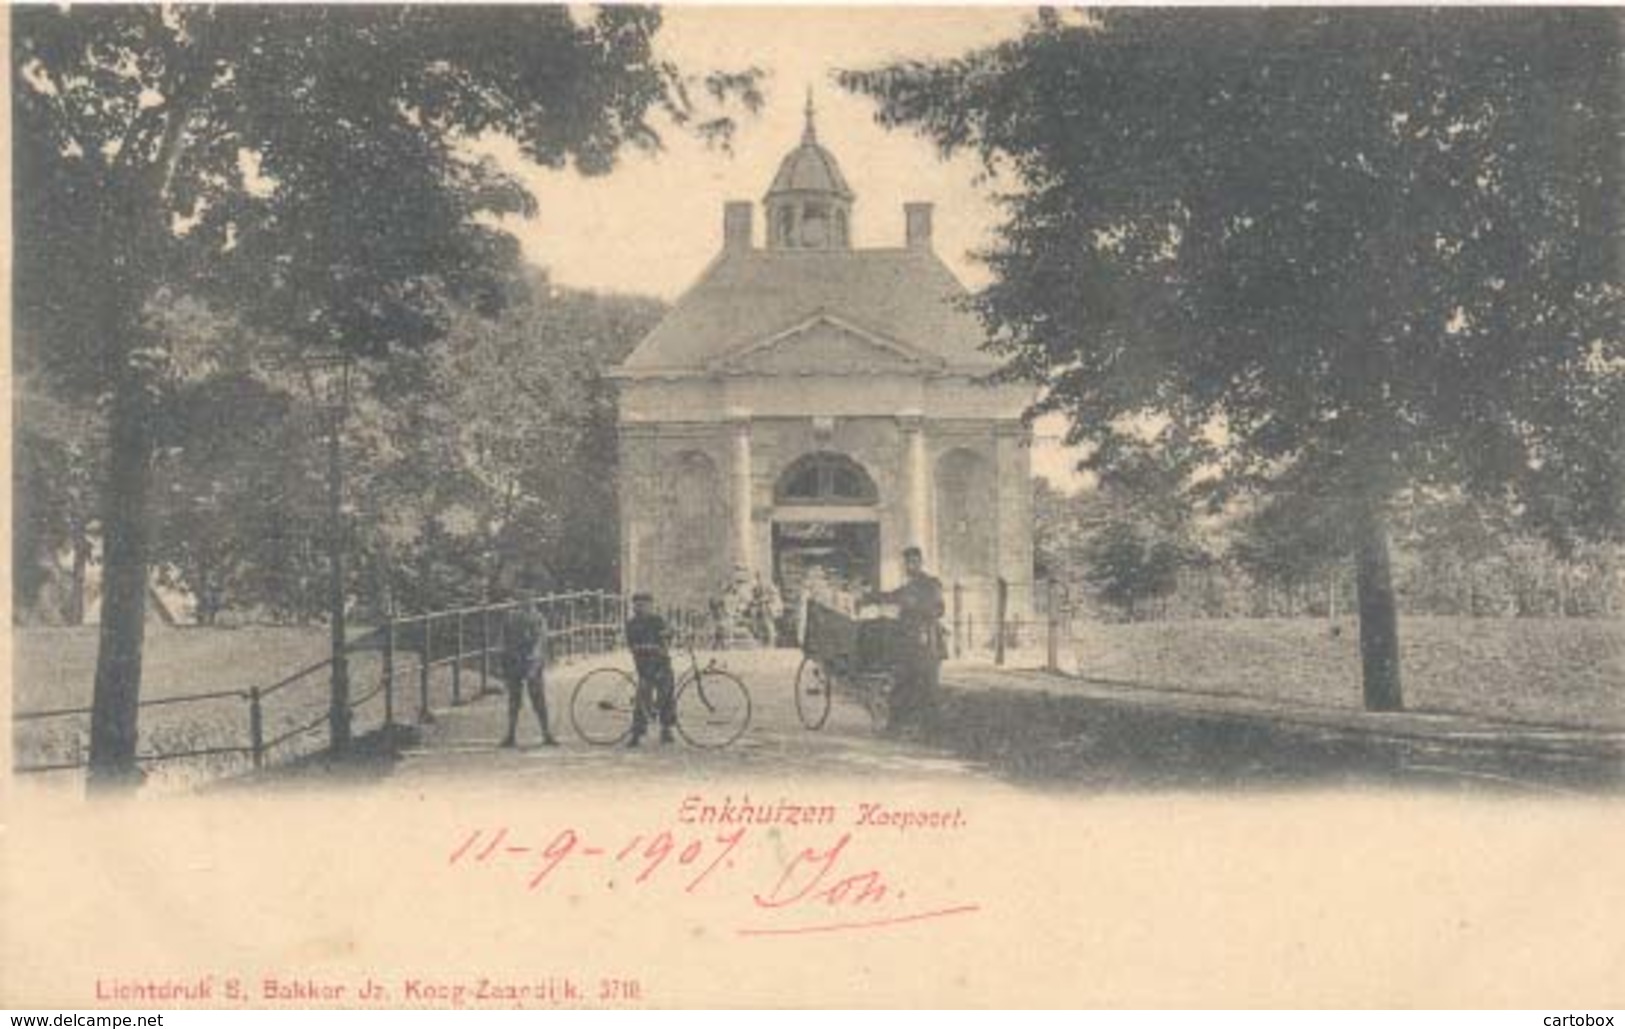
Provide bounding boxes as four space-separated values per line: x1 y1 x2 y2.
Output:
570 667 639 745
674 668 751 749
794 657 834 731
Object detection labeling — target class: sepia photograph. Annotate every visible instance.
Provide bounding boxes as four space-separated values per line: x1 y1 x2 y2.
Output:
4 3 1623 1012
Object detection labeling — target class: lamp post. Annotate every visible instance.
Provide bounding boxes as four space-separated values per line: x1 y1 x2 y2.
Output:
301 351 354 755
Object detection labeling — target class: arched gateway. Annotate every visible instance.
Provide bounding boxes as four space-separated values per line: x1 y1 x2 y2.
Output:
611 100 1034 618
772 452 882 600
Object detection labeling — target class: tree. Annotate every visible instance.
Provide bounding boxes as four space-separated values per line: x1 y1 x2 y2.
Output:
12 375 102 625
1082 441 1210 620
1082 523 1187 621
845 9 1623 709
1032 478 1091 586
13 5 757 787
328 273 664 615
1033 439 1212 620
150 370 318 625
436 280 663 594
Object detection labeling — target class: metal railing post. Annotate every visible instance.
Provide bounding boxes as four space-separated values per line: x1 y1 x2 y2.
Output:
1046 578 1060 673
995 577 1009 667
480 608 491 695
599 597 607 654
249 687 264 770
383 614 396 729
496 607 507 672
452 612 464 706
953 580 963 659
419 615 434 724
565 596 575 664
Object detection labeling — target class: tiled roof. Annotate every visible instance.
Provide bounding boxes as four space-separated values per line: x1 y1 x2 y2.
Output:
618 247 995 375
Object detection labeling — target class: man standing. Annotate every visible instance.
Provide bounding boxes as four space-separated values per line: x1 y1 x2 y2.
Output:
864 546 945 734
751 573 783 648
625 592 676 746
500 598 558 748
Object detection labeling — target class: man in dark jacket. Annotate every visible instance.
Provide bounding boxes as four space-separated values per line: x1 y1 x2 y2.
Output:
625 592 676 746
500 598 558 748
864 546 945 734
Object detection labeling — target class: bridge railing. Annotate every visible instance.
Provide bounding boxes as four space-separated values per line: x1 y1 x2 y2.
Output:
11 648 386 786
10 588 726 788
380 589 631 724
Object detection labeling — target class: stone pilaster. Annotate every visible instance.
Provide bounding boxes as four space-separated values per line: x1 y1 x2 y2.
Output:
617 423 660 596
898 412 932 567
993 420 1035 615
728 412 755 575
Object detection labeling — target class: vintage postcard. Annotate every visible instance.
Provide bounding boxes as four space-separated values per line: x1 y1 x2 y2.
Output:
4 4 1623 1011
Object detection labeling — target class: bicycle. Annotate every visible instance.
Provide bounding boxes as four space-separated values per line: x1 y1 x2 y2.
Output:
570 642 752 748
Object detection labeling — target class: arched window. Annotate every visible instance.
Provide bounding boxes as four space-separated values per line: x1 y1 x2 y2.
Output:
936 448 994 582
834 209 849 247
800 202 829 247
775 452 878 506
775 205 795 247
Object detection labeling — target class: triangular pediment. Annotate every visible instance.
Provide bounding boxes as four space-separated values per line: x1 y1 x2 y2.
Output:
712 313 943 376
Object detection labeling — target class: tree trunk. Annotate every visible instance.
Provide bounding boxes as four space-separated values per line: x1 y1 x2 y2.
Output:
88 375 153 791
325 418 351 753
373 536 397 619
418 525 436 613
1354 505 1403 712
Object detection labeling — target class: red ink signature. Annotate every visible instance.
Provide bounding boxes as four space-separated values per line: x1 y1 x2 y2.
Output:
447 825 979 936
743 831 980 936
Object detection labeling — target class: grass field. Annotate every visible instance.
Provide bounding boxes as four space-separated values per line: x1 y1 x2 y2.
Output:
12 625 333 711
1060 616 1625 730
11 625 397 787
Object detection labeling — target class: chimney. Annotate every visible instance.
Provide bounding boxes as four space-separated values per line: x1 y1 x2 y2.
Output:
724 201 753 251
904 202 934 250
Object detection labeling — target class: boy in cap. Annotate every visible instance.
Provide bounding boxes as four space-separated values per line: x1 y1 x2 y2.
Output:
625 592 676 746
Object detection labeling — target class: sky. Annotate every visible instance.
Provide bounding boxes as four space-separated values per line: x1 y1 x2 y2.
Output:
487 7 1027 297
479 7 1092 491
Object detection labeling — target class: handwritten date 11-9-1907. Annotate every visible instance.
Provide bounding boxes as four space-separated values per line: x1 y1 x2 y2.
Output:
446 824 981 937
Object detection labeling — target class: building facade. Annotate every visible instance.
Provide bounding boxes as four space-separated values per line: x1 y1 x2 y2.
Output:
612 102 1034 620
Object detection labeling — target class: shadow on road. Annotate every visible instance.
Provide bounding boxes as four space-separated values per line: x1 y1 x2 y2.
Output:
919 686 1624 795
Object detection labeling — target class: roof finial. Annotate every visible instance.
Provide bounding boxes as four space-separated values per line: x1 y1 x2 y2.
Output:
803 86 817 144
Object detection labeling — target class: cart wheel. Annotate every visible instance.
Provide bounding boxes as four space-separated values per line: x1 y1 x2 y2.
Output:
570 667 638 745
794 658 834 730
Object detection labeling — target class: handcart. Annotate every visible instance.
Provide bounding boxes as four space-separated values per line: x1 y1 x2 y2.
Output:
794 599 898 730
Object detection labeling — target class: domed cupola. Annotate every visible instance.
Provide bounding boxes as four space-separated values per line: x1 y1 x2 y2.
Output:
764 91 855 250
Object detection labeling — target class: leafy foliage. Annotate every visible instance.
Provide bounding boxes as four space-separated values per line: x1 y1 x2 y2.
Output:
12 376 103 624
845 10 1621 534
1038 443 1211 620
845 9 1623 707
353 275 665 614
11 4 750 778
